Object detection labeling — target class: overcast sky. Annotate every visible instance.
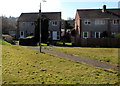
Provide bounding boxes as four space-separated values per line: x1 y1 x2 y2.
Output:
0 0 119 19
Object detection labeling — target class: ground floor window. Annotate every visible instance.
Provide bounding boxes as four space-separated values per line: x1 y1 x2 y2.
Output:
111 32 116 37
83 32 88 39
95 32 101 38
113 19 120 25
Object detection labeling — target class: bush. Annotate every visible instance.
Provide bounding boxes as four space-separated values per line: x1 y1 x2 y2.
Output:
115 34 120 38
19 38 37 46
2 35 15 44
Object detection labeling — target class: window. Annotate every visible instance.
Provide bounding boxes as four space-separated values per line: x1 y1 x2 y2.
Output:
84 19 91 25
113 19 120 25
21 32 24 36
95 19 105 25
91 31 95 38
111 32 116 36
83 32 88 38
52 21 58 26
31 22 34 26
57 32 60 40
22 22 25 26
48 31 51 38
95 32 101 38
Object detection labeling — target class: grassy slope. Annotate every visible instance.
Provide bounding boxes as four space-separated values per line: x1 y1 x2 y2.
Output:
2 44 119 84
0 39 11 45
42 46 118 65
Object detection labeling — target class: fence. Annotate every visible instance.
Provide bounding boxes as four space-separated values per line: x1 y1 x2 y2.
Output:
75 38 120 48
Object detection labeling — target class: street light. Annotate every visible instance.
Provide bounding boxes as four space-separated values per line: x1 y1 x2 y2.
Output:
39 0 46 52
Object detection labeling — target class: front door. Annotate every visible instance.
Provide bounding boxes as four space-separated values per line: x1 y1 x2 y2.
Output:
20 31 24 38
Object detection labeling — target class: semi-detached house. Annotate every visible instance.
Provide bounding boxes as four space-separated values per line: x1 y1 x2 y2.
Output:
74 5 120 47
17 12 61 41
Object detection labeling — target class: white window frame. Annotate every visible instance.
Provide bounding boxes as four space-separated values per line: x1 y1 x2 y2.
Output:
113 19 120 25
84 19 91 25
52 21 58 26
95 32 101 38
95 19 105 25
83 32 88 39
22 22 25 26
111 32 116 36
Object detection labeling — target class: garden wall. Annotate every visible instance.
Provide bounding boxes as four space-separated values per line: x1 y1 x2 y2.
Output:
75 38 120 48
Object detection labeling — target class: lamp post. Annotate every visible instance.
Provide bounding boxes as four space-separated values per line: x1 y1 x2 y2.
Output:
39 0 46 52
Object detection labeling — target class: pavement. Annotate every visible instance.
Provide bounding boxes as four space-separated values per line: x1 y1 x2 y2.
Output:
23 46 119 71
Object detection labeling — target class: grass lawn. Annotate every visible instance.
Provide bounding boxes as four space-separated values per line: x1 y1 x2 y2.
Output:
42 46 118 65
2 40 119 84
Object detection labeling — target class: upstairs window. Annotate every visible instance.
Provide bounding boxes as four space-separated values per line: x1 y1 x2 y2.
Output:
52 21 58 26
22 22 25 26
113 19 120 25
84 19 91 25
95 19 105 25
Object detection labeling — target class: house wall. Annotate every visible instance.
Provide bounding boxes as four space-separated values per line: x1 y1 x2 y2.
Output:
75 11 81 37
18 20 61 40
48 20 61 41
18 22 35 38
81 18 120 38
48 20 60 31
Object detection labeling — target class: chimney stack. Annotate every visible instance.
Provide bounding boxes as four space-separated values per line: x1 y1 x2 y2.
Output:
102 5 106 13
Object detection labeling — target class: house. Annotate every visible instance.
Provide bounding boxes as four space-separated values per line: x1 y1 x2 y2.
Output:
17 12 61 42
61 19 74 38
73 5 120 47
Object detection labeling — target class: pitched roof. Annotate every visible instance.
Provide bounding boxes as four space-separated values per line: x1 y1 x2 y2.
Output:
18 13 39 22
18 12 61 22
77 9 120 19
42 12 61 20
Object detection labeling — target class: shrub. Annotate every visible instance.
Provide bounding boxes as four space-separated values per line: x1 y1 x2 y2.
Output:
2 35 15 44
19 38 37 46
0 39 11 45
115 34 120 38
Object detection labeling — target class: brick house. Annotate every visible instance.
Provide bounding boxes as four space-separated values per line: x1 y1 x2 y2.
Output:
73 5 120 46
17 12 61 41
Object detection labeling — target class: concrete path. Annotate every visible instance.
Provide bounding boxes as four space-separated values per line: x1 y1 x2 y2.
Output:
24 46 119 71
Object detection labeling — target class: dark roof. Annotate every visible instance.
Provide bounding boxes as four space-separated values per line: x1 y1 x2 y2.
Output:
77 9 120 18
18 13 39 22
42 12 61 20
18 12 61 22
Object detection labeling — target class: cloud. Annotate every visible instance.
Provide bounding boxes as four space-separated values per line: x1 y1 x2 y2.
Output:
41 0 61 12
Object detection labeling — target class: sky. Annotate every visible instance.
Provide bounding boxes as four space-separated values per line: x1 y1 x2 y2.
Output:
0 0 120 19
